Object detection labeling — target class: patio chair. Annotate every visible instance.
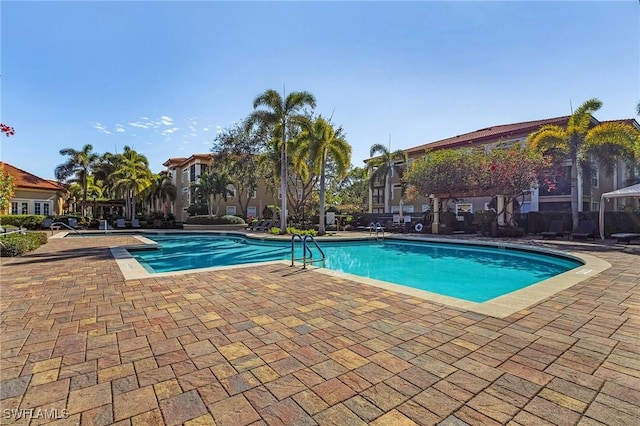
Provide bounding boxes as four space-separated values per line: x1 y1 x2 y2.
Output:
115 218 126 228
43 218 53 229
256 221 273 232
246 219 265 231
68 218 81 229
610 233 640 244
131 218 141 228
571 220 596 240
541 220 564 239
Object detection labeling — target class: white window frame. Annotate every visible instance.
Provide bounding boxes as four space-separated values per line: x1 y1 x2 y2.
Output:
391 184 402 200
226 206 236 215
227 184 236 198
455 203 473 221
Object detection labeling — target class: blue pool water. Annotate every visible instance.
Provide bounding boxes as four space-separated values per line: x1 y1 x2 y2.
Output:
128 234 582 303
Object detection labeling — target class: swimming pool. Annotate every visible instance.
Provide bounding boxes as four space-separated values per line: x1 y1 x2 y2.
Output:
128 234 583 303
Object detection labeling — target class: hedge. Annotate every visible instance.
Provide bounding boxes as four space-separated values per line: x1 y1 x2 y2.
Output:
185 215 246 225
0 215 46 229
0 232 48 257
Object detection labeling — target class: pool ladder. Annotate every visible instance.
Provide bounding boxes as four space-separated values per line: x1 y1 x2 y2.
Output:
290 234 325 269
369 222 385 240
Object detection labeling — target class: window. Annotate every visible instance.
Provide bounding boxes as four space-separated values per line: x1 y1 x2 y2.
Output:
34 202 42 215
10 202 18 215
455 203 473 221
372 187 384 204
200 164 208 175
190 164 197 182
247 207 257 217
227 184 236 198
20 202 28 214
277 188 282 200
226 206 236 215
182 168 188 184
591 167 599 188
43 203 50 216
392 184 402 200
251 190 257 199
592 202 599 212
421 204 431 213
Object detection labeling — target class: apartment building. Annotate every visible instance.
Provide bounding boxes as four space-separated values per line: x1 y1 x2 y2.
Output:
366 116 640 218
162 154 279 221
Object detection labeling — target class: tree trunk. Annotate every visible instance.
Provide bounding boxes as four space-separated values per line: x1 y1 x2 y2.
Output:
280 125 288 233
385 172 391 213
318 160 327 235
570 154 580 232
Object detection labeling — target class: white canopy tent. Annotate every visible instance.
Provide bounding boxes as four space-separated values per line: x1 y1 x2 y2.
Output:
599 183 640 240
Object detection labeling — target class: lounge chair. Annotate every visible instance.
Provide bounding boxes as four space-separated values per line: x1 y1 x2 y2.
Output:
99 220 113 231
247 219 265 231
43 218 53 229
571 220 595 240
610 233 640 244
68 218 81 229
115 218 126 228
131 219 141 228
541 220 564 239
256 220 273 232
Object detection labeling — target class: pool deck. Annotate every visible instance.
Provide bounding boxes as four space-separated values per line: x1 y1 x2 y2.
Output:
0 232 638 425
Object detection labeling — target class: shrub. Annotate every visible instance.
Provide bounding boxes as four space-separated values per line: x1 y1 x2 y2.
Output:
286 227 318 237
0 215 46 230
187 203 209 216
185 215 246 225
269 227 281 235
0 232 48 257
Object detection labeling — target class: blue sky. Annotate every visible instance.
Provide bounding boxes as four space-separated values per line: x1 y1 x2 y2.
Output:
1 1 639 180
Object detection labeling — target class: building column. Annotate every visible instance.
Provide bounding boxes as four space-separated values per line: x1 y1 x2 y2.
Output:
431 197 440 234
497 195 505 226
530 187 539 212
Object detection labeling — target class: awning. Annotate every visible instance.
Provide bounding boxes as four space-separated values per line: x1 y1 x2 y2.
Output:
599 183 640 239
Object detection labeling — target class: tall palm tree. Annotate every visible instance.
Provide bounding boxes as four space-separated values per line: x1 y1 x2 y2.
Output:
246 89 316 232
55 144 99 216
111 146 153 219
528 98 638 231
368 143 408 213
293 117 351 234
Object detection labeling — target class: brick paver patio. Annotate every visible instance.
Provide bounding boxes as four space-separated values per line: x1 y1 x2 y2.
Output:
1 234 638 425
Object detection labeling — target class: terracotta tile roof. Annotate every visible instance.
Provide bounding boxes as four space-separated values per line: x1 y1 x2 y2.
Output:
163 154 212 168
405 116 571 156
0 162 66 191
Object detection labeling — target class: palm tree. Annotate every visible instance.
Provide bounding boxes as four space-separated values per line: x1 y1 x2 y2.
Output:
246 89 316 232
293 117 351 234
142 173 177 215
111 146 153 219
528 98 638 231
55 144 99 216
192 168 232 216
368 143 408 213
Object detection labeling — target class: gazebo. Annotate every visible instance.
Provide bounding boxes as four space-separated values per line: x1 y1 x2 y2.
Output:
599 183 640 240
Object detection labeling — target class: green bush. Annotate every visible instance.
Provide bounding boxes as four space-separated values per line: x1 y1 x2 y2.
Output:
187 203 209 216
286 227 318 237
0 232 48 257
185 215 246 225
269 227 281 235
0 215 46 230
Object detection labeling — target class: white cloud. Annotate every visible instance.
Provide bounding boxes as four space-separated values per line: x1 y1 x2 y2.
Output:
115 125 126 133
161 127 179 136
203 128 209 132
129 121 150 129
160 116 173 126
93 123 111 134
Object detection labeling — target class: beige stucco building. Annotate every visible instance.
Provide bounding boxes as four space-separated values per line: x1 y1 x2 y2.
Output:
365 116 640 221
1 162 68 216
162 154 279 222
